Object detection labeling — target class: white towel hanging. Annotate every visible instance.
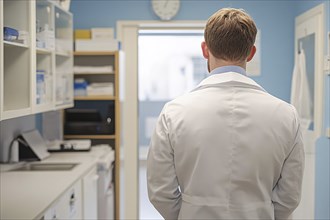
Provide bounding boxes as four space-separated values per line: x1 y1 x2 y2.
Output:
290 48 313 130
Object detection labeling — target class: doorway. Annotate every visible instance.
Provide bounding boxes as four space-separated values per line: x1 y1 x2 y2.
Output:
117 21 206 219
138 28 206 219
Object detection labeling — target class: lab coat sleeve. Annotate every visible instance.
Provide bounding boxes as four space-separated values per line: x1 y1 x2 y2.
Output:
272 108 305 220
147 105 182 220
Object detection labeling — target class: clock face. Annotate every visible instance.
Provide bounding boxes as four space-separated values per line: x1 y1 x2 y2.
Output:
152 0 180 21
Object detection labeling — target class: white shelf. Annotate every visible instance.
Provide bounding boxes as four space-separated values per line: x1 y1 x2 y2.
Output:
56 50 71 57
34 103 54 114
55 102 73 110
4 40 29 49
1 108 32 120
36 47 52 54
74 72 115 75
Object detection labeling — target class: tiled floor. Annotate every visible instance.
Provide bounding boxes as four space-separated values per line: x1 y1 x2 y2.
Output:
139 160 163 220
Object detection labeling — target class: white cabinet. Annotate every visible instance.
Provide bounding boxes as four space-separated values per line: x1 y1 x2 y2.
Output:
43 166 99 220
0 0 73 121
44 180 82 220
82 166 99 219
1 0 33 120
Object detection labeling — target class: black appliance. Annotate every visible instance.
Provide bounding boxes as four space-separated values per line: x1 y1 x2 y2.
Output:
64 106 115 135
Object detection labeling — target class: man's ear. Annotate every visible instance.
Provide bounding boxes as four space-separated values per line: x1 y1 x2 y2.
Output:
247 45 256 62
201 41 209 59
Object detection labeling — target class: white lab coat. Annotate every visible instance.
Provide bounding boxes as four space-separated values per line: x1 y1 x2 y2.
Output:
147 71 305 220
290 49 313 130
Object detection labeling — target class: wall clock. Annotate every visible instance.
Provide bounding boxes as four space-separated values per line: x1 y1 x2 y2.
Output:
152 0 180 21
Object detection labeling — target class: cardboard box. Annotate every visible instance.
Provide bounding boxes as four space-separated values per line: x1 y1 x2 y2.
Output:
75 39 120 51
91 28 114 40
74 29 91 39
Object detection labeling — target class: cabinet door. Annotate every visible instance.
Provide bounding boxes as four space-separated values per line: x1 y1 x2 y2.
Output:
82 166 98 219
44 180 82 220
34 0 55 113
54 5 73 109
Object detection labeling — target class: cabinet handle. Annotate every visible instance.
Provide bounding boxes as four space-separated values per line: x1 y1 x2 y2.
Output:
106 117 111 124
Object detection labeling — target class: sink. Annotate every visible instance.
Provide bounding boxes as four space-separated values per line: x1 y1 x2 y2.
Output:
10 163 78 171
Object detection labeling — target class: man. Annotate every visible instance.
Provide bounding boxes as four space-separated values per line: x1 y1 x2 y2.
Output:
147 8 304 220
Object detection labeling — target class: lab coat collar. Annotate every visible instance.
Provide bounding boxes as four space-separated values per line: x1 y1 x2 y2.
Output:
193 71 267 93
210 65 247 76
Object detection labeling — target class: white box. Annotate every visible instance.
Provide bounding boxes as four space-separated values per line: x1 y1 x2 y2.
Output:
87 83 114 96
75 39 119 51
37 30 55 50
91 28 114 40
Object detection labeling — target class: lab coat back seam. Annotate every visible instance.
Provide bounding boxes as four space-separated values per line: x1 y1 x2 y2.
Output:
227 87 238 207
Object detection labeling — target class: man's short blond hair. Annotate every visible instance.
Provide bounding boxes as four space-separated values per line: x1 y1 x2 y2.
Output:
204 8 257 62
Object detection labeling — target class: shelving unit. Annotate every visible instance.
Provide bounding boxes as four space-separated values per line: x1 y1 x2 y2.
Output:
1 0 33 120
64 50 122 219
0 0 73 121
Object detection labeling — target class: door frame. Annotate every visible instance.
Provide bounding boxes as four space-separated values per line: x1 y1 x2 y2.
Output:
116 20 206 220
292 3 325 220
295 3 325 144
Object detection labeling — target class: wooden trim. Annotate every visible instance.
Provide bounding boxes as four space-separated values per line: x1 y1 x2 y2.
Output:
74 95 116 100
114 51 121 220
74 72 115 75
64 135 116 139
73 51 117 56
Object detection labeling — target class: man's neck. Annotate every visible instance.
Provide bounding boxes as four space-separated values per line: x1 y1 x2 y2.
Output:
209 57 246 72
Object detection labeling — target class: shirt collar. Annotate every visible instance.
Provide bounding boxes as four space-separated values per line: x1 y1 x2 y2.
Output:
192 66 266 93
210 65 247 76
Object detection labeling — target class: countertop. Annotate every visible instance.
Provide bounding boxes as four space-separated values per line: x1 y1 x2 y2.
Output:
0 146 112 220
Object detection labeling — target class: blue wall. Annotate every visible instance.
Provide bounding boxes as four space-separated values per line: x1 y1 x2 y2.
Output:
71 0 296 102
70 2 330 218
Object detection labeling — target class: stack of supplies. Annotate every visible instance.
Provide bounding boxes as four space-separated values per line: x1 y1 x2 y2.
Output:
36 24 55 49
87 83 114 96
3 27 29 44
74 28 120 51
74 78 88 96
4 27 19 41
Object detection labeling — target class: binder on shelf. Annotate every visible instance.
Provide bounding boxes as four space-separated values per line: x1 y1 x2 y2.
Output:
74 29 91 39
